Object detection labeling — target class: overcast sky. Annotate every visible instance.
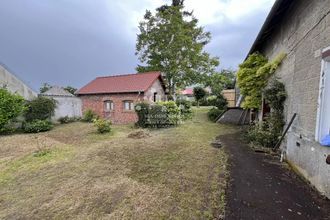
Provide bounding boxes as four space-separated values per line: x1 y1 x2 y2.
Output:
0 0 275 91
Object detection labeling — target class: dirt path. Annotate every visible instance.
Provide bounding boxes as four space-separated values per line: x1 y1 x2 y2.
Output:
220 132 330 220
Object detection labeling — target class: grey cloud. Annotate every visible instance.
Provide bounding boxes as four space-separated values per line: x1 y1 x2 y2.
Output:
0 0 271 90
204 7 271 70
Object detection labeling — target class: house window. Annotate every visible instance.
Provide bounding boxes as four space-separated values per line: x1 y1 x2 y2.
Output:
104 100 113 112
316 58 330 143
123 100 134 111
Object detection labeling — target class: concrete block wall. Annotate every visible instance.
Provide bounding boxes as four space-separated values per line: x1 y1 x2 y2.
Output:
259 0 330 198
48 96 82 121
0 64 37 100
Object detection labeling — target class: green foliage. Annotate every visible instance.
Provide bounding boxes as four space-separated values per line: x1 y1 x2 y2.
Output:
247 114 285 148
237 53 268 109
193 87 207 106
237 53 286 109
0 88 26 133
93 118 112 134
247 80 287 148
40 83 52 93
176 99 193 120
136 2 219 96
148 104 170 128
23 120 53 133
58 116 80 124
204 70 236 95
135 101 182 128
207 94 228 110
158 101 181 125
135 102 150 128
207 108 223 122
33 149 52 157
24 97 56 122
82 109 99 122
264 79 287 112
63 86 77 95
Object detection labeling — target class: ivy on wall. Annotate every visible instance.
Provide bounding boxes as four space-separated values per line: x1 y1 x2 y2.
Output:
237 52 287 109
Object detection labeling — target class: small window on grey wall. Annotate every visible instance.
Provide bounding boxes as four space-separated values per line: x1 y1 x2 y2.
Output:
123 100 134 110
104 100 113 111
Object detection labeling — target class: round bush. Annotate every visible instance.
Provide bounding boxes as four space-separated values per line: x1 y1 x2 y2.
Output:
0 88 25 133
207 108 223 122
24 97 56 122
93 118 111 133
83 109 98 122
23 120 53 133
176 99 193 120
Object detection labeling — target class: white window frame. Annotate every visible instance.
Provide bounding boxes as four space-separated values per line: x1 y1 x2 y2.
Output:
315 46 330 142
104 100 114 112
123 100 134 111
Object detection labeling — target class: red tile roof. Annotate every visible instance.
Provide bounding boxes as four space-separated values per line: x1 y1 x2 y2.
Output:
76 71 164 95
180 88 194 95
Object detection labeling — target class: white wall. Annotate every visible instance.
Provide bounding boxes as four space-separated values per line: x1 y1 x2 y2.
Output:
144 79 166 102
44 96 82 121
0 64 37 100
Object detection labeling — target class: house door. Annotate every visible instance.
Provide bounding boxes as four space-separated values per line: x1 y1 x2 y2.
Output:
319 61 330 141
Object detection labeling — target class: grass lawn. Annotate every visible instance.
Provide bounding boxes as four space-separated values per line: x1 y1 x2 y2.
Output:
0 107 236 219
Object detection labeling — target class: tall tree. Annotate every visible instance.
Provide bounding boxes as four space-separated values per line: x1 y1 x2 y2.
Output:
136 2 219 98
63 86 77 95
193 87 207 107
39 83 52 93
204 70 236 95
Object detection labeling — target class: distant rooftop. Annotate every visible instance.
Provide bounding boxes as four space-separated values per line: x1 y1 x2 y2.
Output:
41 86 74 97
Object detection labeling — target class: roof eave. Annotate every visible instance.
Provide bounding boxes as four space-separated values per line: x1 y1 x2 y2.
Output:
76 90 145 96
246 0 289 58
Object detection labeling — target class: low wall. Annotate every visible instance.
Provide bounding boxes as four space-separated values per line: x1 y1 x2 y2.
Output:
43 95 82 121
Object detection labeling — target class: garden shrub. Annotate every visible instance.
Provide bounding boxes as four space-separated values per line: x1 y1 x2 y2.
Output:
0 88 26 133
176 99 193 120
247 79 286 148
247 113 285 148
23 120 53 133
207 108 223 122
135 102 150 128
135 101 182 128
158 101 181 125
24 97 56 122
193 87 207 107
148 104 169 128
82 109 98 122
93 118 111 133
207 94 228 110
58 116 80 124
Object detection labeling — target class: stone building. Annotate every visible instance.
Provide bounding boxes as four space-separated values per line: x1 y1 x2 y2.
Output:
40 86 82 121
0 63 37 100
247 0 330 197
76 72 167 124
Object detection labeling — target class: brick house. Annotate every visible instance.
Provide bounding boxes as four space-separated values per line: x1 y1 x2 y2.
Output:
246 0 330 197
76 72 167 124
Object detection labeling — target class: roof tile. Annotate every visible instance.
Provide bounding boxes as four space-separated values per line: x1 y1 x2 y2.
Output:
76 72 162 95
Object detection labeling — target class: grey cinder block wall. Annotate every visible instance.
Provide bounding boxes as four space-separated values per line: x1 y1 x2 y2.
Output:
254 0 330 198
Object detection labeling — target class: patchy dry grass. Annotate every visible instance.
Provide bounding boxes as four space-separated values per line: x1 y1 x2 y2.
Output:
0 108 235 219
